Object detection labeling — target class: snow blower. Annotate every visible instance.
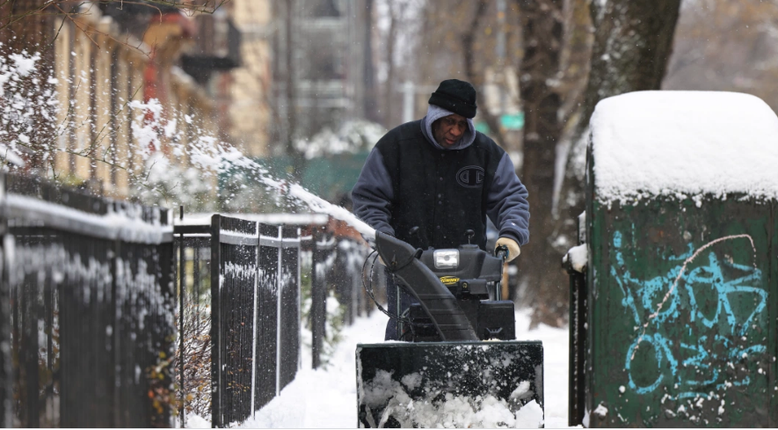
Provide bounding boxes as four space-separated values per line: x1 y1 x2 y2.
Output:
356 231 544 428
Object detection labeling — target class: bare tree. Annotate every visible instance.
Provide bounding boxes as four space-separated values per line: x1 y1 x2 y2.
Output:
381 0 407 126
514 0 569 328
551 0 592 220
460 0 507 147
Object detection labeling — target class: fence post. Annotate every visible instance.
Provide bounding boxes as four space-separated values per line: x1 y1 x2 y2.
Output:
111 225 121 427
210 215 222 428
311 227 325 369
566 212 587 427
23 270 39 427
0 182 11 428
349 240 359 325
351 242 362 322
178 207 187 426
296 227 302 374
250 220 259 419
278 226 300 391
275 225 282 396
255 223 279 412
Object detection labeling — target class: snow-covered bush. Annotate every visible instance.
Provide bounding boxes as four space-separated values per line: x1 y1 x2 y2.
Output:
136 152 216 210
0 48 240 212
294 120 386 160
171 302 212 418
0 46 57 169
2 48 377 240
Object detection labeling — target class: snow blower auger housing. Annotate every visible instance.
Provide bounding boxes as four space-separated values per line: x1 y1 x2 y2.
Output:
356 231 544 428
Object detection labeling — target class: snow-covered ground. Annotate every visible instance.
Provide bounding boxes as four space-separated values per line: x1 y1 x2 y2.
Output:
184 308 570 428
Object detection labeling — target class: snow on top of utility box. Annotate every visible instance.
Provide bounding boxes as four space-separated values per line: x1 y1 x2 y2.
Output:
590 91 778 204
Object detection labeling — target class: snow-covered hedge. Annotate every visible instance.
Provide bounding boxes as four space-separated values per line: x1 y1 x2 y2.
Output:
293 120 386 160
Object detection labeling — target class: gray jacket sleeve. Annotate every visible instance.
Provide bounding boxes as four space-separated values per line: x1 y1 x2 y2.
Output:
351 148 395 236
486 152 530 246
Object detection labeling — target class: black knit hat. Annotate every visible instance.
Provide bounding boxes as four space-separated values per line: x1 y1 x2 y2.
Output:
428 79 477 118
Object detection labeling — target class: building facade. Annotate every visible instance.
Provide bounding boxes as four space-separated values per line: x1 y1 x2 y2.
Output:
271 0 376 154
0 1 256 203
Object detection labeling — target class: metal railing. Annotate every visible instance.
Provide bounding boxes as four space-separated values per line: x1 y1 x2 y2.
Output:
0 173 375 428
0 173 174 427
175 214 373 427
310 232 374 369
175 215 302 427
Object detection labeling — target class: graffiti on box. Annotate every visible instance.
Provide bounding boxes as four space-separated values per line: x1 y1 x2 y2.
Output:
611 231 766 399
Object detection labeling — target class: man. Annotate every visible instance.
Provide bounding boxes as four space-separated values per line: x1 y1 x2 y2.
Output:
351 78 530 340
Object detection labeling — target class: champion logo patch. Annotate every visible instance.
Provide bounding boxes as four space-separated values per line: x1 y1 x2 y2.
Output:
456 166 485 188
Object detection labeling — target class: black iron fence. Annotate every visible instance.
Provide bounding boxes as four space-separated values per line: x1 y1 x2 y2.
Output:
175 214 373 427
310 231 374 369
0 173 374 428
0 173 175 427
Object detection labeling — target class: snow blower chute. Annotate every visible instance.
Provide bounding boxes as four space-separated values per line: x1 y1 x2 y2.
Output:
356 231 544 428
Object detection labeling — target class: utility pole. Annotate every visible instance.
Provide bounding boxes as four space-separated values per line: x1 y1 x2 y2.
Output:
399 81 437 124
285 0 297 155
496 0 507 116
401 81 415 123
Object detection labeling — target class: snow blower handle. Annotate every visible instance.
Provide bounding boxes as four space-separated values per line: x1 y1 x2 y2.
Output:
495 244 509 262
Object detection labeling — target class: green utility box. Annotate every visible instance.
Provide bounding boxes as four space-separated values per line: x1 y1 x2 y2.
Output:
571 91 778 427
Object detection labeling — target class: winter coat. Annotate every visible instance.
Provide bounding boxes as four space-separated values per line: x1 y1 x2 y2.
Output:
351 115 530 251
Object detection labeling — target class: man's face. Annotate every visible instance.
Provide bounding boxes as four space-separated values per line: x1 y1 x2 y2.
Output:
432 113 468 148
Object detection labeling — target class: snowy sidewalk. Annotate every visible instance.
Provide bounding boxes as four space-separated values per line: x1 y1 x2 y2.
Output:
188 309 571 428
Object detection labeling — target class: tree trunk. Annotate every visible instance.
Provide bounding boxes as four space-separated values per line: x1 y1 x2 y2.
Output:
578 0 681 138
461 0 506 145
558 0 682 262
552 0 592 219
461 1 488 83
515 0 568 328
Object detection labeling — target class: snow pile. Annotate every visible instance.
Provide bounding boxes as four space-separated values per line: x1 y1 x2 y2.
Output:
360 369 542 428
563 244 588 273
590 91 778 204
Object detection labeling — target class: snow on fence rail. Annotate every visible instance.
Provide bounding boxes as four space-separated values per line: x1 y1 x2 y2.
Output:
173 213 372 427
0 172 175 427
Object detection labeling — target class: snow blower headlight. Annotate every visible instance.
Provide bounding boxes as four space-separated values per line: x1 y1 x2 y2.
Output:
433 249 459 269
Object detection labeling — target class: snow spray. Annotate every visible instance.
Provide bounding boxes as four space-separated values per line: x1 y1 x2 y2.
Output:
0 49 375 240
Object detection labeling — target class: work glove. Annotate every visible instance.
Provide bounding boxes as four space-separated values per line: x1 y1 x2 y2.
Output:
495 237 521 262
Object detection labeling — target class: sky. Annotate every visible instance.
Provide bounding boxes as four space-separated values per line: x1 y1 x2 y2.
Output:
184 308 571 429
